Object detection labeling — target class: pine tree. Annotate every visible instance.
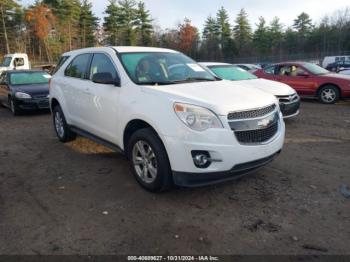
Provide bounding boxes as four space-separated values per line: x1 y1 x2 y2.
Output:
216 6 234 57
268 17 284 55
202 16 221 60
253 17 269 56
79 0 99 48
117 0 138 45
103 0 122 45
293 12 313 38
135 1 153 46
233 8 252 55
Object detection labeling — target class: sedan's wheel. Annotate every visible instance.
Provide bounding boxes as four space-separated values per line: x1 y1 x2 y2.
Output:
9 97 20 116
318 85 339 104
127 128 172 192
52 105 76 142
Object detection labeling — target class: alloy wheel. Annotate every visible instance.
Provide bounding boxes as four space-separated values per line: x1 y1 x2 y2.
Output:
321 88 336 103
54 111 65 138
132 140 158 184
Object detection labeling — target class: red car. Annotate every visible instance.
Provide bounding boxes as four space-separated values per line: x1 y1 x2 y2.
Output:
254 62 350 104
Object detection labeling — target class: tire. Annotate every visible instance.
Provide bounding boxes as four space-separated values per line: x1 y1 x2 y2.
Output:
52 105 76 142
9 97 21 116
127 128 173 192
318 85 340 104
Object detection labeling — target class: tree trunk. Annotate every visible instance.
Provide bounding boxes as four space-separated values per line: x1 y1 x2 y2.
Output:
1 5 10 54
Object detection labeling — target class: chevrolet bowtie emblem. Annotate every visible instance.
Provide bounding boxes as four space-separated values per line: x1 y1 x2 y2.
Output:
258 118 271 128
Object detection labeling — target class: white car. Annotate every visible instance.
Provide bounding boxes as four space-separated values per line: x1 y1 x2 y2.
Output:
50 47 285 192
339 69 350 75
200 62 300 119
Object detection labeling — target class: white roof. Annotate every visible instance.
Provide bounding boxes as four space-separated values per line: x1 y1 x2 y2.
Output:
113 46 178 53
63 46 179 56
199 62 232 67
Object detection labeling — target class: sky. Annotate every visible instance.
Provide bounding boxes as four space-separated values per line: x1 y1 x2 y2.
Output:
21 0 350 31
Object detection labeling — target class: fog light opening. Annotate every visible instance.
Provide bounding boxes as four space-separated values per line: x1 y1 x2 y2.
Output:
191 151 212 169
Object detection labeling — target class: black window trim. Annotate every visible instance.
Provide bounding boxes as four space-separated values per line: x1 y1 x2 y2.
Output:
64 53 93 80
87 52 121 85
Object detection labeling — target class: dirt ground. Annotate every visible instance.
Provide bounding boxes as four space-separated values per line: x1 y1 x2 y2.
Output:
0 100 349 255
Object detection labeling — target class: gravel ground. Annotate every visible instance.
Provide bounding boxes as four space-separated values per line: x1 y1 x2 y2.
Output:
0 100 349 255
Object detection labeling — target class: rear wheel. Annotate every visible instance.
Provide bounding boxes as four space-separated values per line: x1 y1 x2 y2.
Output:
52 105 76 142
127 128 172 192
318 85 340 104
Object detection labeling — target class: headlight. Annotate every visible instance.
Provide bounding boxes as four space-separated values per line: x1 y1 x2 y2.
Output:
15 92 32 99
174 103 223 131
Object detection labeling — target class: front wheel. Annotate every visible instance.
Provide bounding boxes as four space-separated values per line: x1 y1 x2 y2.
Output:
9 97 21 116
127 128 173 192
52 105 76 142
318 85 340 104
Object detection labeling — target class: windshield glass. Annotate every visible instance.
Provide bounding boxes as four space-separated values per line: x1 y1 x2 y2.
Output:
209 65 258 81
0 57 12 67
302 63 330 75
10 72 51 85
120 52 216 85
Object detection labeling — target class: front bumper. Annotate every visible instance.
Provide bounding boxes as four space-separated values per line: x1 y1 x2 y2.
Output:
15 97 50 110
173 151 281 187
279 99 300 119
162 115 285 186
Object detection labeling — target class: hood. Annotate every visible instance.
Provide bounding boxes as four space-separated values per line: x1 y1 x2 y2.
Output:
323 73 350 81
239 78 296 96
12 83 49 96
142 80 277 116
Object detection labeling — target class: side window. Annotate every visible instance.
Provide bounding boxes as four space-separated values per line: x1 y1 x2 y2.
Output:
14 58 25 67
52 55 70 75
89 53 118 80
264 65 275 74
65 54 91 79
0 72 7 84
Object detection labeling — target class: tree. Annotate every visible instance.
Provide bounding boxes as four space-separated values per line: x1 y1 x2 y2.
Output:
59 0 81 50
177 18 199 57
267 17 284 55
117 0 138 45
216 7 233 57
293 12 313 38
25 2 56 61
103 0 122 45
201 16 220 60
135 1 153 46
0 0 21 53
253 17 269 56
79 0 99 48
233 8 252 56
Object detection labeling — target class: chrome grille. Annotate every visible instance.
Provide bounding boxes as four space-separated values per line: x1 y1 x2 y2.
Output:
228 104 276 120
235 122 278 144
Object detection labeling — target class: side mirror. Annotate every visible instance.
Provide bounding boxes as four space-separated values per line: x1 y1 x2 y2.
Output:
92 72 120 86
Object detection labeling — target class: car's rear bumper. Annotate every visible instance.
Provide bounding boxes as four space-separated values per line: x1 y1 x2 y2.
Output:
173 151 281 187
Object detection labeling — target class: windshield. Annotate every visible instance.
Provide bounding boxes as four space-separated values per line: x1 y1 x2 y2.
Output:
302 63 330 75
0 57 12 67
120 52 216 85
208 65 258 81
10 72 51 85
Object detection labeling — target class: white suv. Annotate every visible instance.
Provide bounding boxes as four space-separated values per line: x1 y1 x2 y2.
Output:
50 47 285 192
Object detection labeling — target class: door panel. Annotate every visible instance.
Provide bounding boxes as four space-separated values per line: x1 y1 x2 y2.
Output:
81 53 120 144
63 53 92 128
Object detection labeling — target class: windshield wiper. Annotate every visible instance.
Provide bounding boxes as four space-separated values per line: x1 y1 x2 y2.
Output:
138 81 175 86
173 77 216 83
